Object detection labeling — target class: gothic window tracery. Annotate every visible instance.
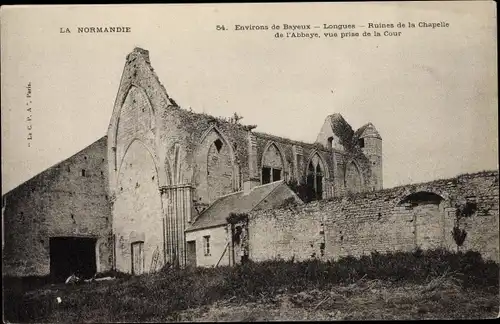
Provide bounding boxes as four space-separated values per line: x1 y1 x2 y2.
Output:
307 155 324 201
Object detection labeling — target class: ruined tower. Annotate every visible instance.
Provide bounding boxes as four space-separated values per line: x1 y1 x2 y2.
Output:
357 123 383 190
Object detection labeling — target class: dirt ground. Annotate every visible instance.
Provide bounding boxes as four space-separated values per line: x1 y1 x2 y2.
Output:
5 274 498 322
175 278 499 321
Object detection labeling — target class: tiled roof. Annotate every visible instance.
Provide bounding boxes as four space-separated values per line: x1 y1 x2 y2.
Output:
186 181 286 232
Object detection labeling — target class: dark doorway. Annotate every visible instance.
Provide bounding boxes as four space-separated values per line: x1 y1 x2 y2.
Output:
262 167 271 184
315 164 323 200
262 167 282 184
186 240 197 267
306 173 316 203
272 168 281 182
316 174 323 200
49 237 96 282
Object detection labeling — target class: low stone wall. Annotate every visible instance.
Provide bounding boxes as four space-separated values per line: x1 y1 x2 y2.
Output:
249 171 499 263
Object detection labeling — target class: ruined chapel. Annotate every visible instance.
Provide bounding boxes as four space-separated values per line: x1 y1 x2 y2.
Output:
106 48 382 272
4 48 497 281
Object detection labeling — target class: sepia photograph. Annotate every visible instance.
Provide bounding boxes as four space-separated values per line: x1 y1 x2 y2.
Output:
1 2 498 322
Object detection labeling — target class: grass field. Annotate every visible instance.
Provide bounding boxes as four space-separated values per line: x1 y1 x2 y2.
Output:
3 249 499 322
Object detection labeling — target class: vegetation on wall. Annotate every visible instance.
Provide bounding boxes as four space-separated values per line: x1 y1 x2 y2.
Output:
451 201 478 251
231 112 243 124
330 117 356 152
226 212 249 225
286 179 316 203
277 197 299 208
329 116 374 191
226 212 250 264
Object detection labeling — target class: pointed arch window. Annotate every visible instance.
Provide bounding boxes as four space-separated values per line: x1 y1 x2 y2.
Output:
307 157 324 201
261 143 284 184
327 137 334 149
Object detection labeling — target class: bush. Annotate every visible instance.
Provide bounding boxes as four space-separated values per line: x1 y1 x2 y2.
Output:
286 179 316 203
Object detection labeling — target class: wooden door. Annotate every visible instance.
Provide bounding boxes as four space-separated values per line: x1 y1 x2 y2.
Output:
131 241 144 275
186 241 197 267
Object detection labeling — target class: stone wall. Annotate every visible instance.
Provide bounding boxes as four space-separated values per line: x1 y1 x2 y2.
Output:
248 171 499 263
158 107 251 204
250 203 322 262
345 161 363 193
253 133 340 199
207 139 234 203
3 137 112 277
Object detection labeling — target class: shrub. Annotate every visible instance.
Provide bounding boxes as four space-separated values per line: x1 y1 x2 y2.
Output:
286 179 316 203
3 249 498 322
226 212 248 225
452 227 467 248
451 200 477 251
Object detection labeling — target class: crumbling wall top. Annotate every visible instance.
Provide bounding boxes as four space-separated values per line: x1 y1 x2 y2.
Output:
355 122 382 140
127 47 150 64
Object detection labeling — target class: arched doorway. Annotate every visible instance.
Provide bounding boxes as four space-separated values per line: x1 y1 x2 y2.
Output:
113 140 163 274
400 191 446 250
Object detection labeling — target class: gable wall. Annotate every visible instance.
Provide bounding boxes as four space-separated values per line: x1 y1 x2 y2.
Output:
3 137 112 277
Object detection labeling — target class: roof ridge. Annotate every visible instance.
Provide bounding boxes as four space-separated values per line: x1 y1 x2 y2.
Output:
194 190 240 221
2 135 107 196
246 179 283 192
187 180 286 231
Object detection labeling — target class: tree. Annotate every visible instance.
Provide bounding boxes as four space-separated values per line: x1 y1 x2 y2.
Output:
232 112 243 124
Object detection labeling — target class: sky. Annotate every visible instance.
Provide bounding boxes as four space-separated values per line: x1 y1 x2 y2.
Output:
1 2 498 194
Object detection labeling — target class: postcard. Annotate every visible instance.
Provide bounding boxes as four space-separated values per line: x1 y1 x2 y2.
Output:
1 2 498 322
